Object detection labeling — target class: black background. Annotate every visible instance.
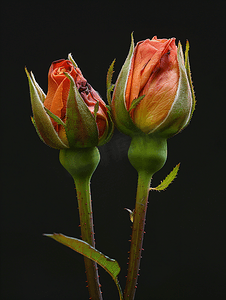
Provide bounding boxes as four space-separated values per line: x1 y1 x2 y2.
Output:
1 0 225 299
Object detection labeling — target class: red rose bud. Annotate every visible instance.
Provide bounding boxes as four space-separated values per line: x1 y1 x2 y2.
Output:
111 35 195 138
26 56 113 149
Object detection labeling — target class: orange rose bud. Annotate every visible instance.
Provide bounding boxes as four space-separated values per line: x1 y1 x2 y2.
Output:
26 55 113 149
111 35 195 138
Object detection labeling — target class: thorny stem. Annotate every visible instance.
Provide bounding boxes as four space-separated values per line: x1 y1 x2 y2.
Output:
124 135 167 299
123 171 152 300
59 148 102 300
74 177 103 300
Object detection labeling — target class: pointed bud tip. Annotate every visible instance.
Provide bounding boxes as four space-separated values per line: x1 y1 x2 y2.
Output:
68 53 78 68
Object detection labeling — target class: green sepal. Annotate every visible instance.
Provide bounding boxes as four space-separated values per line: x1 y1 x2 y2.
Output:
93 101 99 120
184 40 196 122
44 107 66 128
106 104 111 111
98 107 115 146
64 72 99 148
25 68 68 149
106 59 116 105
31 116 46 144
128 95 145 112
68 53 78 68
111 33 142 137
150 163 180 191
30 71 46 103
45 233 123 300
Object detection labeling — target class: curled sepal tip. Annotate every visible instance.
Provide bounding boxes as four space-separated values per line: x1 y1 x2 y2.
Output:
68 53 78 68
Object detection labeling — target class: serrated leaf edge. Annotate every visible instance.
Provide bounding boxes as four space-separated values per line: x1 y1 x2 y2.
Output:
106 59 116 105
150 163 180 191
184 40 196 121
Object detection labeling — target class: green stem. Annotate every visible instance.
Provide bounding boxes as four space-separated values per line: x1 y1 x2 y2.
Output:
124 135 167 300
59 147 102 300
124 171 151 300
74 176 102 300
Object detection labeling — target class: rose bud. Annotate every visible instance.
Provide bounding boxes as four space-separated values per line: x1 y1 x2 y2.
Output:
111 35 195 138
26 55 113 149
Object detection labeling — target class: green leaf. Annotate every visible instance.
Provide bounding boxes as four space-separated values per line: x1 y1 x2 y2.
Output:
128 95 145 112
45 233 123 300
106 59 116 105
184 40 196 121
150 163 180 191
44 107 66 128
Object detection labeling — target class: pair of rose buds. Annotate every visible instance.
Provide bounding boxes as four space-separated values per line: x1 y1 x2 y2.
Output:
26 35 195 150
